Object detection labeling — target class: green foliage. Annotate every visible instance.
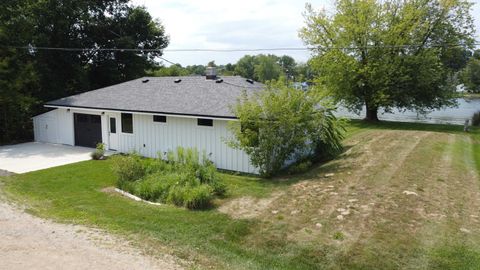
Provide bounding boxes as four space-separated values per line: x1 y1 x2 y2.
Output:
235 55 257 79
111 153 146 192
91 143 106 160
472 111 480 127
0 1 39 144
461 58 480 93
234 54 308 83
253 55 283 83
287 160 312 175
114 147 225 209
333 231 345 240
150 64 189 77
229 80 345 177
0 0 168 144
146 55 310 83
300 0 475 121
169 184 213 209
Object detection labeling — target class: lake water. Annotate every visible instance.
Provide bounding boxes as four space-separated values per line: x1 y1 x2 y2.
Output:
335 98 480 125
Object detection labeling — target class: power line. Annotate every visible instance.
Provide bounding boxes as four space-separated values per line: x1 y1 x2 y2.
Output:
158 57 177 65
5 43 480 53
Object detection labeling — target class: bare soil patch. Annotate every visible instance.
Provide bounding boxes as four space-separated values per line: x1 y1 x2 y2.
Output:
218 191 284 219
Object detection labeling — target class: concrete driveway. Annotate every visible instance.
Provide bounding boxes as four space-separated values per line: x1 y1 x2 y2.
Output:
0 142 94 174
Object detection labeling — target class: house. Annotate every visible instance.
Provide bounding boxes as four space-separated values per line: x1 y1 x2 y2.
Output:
33 68 262 173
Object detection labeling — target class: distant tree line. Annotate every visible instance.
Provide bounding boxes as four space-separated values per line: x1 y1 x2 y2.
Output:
0 0 169 144
460 50 480 93
149 55 314 83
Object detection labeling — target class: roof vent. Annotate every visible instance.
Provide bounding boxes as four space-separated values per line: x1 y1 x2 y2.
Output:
174 79 182 83
246 79 254 84
205 67 217 80
215 79 223 83
142 79 150 83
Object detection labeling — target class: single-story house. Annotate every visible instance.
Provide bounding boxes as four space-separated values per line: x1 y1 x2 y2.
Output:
33 68 262 173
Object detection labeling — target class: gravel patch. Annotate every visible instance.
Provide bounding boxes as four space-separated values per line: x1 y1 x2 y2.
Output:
0 201 184 270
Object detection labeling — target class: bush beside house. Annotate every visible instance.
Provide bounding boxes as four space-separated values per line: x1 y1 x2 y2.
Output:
229 80 345 177
111 148 225 210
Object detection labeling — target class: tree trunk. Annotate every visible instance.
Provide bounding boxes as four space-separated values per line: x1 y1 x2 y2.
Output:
365 103 379 122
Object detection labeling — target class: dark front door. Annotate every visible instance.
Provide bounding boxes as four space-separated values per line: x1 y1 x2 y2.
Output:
74 113 102 148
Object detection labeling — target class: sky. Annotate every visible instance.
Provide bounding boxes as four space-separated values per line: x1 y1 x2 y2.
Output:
132 0 480 66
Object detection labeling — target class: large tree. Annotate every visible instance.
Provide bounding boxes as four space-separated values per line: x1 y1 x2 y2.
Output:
0 0 168 144
0 0 39 143
235 54 286 83
254 54 283 82
300 0 475 121
235 55 257 79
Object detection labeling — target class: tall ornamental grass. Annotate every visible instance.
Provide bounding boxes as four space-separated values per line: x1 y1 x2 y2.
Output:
111 147 225 209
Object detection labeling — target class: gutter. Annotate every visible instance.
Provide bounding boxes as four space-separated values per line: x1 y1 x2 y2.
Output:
44 104 239 121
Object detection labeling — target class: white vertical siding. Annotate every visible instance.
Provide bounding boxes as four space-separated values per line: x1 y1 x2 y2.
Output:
115 114 257 174
33 108 106 147
33 108 258 174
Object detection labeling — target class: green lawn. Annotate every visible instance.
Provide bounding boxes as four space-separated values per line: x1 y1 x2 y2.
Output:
1 121 480 269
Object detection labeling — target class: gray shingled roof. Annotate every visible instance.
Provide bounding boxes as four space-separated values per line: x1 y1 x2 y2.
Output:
45 76 264 118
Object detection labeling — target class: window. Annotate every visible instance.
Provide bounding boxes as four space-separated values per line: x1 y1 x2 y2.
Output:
153 115 166 123
109 117 116 133
121 113 133 133
197 118 213 127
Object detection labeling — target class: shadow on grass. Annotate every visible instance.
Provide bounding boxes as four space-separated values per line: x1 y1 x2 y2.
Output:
348 119 471 134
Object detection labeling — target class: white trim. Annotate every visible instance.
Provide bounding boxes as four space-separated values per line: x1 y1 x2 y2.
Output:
152 115 168 125
120 112 134 135
44 105 239 121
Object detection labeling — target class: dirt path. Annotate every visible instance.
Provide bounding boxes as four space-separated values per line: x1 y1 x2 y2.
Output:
0 200 183 270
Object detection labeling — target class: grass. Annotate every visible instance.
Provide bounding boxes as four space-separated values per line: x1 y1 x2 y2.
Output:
1 120 480 269
462 93 480 99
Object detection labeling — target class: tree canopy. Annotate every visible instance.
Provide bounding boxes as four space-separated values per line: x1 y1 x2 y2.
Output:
461 50 480 93
300 0 475 121
229 80 344 177
151 54 310 83
0 0 168 144
234 54 298 82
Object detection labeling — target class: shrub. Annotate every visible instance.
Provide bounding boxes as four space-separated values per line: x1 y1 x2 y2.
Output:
111 153 146 184
91 143 105 160
472 111 480 126
288 160 312 175
166 184 213 209
114 147 226 210
229 79 345 177
135 174 165 201
183 185 213 209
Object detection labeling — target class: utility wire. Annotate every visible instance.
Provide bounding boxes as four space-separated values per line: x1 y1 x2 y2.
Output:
5 43 480 53
158 57 177 65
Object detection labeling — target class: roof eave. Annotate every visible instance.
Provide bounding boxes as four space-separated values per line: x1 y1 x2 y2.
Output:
44 104 239 121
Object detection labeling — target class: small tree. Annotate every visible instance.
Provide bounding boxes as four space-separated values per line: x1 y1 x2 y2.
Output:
229 80 345 177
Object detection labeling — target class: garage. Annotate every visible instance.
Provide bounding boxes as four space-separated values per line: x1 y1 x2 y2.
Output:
74 113 102 148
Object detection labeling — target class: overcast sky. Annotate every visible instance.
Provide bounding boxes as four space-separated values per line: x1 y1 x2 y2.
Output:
132 0 480 66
